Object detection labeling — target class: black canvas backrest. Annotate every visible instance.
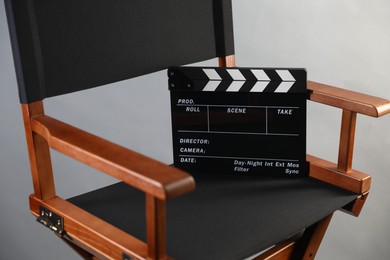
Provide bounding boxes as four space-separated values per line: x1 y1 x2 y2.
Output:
5 0 234 103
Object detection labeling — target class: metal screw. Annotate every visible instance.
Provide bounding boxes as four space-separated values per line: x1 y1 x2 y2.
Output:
170 83 175 88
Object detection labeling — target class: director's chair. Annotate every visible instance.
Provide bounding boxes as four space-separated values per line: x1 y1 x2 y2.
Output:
5 0 390 259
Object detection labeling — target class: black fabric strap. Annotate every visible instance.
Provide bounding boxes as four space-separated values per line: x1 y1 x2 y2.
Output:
213 0 235 56
5 0 45 103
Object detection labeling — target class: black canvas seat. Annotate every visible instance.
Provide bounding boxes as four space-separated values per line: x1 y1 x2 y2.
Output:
68 175 357 260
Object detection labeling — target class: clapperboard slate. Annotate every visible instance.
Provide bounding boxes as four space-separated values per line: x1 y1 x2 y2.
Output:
168 66 307 177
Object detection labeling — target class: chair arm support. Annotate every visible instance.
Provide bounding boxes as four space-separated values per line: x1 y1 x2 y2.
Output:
30 115 195 200
308 81 390 117
307 154 371 194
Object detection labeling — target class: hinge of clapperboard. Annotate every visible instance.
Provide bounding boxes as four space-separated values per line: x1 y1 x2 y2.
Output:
168 69 195 90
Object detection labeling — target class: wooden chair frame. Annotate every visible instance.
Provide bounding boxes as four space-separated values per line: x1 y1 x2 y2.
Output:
22 55 390 260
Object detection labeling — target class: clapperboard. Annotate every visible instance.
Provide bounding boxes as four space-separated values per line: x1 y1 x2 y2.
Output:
168 66 307 177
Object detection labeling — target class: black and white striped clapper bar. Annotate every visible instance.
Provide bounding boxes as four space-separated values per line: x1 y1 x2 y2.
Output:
168 66 307 177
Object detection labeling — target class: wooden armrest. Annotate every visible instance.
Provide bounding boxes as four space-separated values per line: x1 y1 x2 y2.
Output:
307 154 371 194
30 115 195 200
29 195 149 260
308 81 390 117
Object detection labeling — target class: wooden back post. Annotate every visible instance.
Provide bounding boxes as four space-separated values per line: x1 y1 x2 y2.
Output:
21 101 56 200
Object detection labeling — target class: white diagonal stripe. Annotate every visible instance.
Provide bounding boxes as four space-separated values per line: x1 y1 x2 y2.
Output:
226 81 245 92
202 81 220 91
251 69 270 81
275 82 295 93
227 69 246 80
250 81 269 92
203 69 221 80
276 70 295 81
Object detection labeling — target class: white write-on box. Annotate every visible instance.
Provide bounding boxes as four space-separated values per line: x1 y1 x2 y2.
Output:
168 66 307 177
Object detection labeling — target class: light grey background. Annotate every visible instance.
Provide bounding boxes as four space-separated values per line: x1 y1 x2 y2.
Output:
1 0 389 259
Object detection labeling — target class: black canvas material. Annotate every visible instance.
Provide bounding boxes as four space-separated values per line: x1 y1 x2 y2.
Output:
5 0 235 104
68 176 357 260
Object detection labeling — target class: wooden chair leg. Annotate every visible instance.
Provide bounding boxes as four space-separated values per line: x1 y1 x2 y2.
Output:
292 213 333 259
342 192 369 217
146 194 167 260
249 214 333 260
253 232 303 260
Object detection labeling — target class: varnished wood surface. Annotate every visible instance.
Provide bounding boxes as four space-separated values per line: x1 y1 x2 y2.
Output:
254 233 302 260
59 235 95 259
21 102 56 200
218 55 236 67
256 215 333 260
341 192 369 217
308 81 390 117
30 194 149 260
294 214 333 259
307 155 371 194
30 115 195 200
146 195 167 260
337 110 357 173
